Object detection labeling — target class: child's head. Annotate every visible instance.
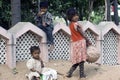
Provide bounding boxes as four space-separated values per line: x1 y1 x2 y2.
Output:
66 8 79 22
30 46 40 60
39 1 48 12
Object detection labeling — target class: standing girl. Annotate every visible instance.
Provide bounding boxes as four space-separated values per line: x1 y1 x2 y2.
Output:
66 8 91 80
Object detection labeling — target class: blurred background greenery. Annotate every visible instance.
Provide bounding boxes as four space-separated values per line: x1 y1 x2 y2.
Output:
0 0 120 29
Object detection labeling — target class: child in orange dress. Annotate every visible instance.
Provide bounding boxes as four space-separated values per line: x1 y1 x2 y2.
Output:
66 8 91 80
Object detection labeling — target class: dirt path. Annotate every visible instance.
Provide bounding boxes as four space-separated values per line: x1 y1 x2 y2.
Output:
0 60 120 80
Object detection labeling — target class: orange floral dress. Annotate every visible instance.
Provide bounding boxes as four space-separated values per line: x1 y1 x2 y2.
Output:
70 22 87 64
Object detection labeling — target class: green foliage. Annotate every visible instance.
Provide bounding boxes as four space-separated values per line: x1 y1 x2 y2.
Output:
90 6 105 24
21 0 37 23
49 0 73 16
0 0 115 29
0 0 11 29
0 0 11 21
0 0 2 7
48 0 89 21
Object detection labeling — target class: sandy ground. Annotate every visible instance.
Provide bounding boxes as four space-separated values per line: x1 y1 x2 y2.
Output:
0 60 120 80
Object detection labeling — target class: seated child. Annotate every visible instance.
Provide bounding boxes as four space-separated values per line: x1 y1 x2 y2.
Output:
26 46 44 80
26 46 57 80
35 1 54 51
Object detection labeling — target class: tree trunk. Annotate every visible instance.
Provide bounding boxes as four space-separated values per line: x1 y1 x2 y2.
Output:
113 0 119 25
88 0 94 21
105 0 111 21
11 0 21 27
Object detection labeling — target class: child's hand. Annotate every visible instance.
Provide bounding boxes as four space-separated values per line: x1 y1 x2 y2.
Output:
41 62 44 68
39 58 44 68
38 11 45 16
30 68 36 72
37 71 41 74
86 39 92 47
42 22 47 27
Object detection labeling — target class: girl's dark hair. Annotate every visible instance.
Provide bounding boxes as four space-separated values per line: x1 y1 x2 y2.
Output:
30 46 40 54
66 8 78 21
